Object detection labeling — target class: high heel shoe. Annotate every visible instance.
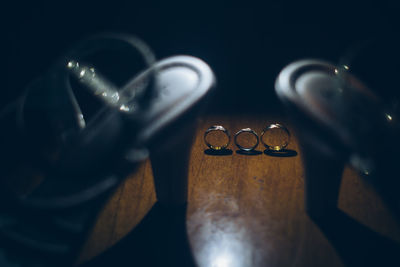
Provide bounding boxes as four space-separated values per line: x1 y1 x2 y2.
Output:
275 59 399 219
0 34 215 267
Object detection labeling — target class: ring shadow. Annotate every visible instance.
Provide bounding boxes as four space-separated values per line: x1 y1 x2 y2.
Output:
79 202 196 267
204 148 233 156
236 150 263 156
264 149 297 157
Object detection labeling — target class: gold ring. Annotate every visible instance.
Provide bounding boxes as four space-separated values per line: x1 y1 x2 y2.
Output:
260 123 290 151
204 125 230 150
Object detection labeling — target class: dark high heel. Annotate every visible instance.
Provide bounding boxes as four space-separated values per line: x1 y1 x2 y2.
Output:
274 59 390 218
140 56 215 207
275 58 400 267
0 34 215 266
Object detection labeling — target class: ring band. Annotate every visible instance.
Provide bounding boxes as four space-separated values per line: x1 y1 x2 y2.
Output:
204 125 230 150
234 128 259 152
260 123 290 151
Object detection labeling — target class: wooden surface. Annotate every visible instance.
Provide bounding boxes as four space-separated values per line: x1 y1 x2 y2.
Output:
78 114 400 267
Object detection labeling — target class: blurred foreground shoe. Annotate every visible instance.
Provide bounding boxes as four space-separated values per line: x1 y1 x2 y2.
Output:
0 33 215 266
275 58 400 220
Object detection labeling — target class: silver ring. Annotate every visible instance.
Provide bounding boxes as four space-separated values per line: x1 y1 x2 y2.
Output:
234 128 259 152
260 123 290 151
204 125 230 150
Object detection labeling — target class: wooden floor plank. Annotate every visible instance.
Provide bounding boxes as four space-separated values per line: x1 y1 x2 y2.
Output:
79 114 400 266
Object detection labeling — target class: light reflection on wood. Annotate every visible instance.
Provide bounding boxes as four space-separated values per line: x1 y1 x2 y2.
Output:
79 115 400 267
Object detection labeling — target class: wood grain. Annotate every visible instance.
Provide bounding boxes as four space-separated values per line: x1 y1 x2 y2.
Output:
78 114 400 266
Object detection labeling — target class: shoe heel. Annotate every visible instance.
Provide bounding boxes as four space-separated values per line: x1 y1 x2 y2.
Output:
149 120 196 207
302 142 345 219
136 55 214 208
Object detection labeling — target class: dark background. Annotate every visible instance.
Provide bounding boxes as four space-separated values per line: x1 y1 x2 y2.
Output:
2 1 399 114
1 2 400 266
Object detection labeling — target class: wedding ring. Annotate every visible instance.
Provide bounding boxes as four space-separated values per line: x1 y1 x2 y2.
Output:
204 125 230 150
234 128 259 152
260 123 290 151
